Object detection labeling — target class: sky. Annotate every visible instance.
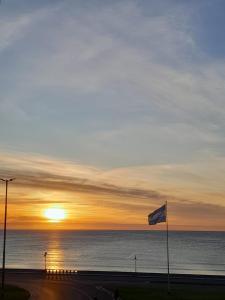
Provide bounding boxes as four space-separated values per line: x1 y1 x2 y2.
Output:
0 0 225 230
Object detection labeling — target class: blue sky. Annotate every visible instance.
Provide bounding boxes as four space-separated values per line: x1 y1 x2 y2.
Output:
1 0 225 229
0 0 224 168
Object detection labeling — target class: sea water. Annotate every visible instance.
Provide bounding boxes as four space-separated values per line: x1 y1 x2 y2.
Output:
0 230 224 275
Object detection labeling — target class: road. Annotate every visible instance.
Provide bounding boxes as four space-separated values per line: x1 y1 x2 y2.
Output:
6 271 113 300
4 270 225 299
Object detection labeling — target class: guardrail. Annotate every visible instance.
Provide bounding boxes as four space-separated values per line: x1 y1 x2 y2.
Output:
45 269 78 275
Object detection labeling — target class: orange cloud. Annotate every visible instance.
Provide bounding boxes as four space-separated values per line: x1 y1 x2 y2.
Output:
0 151 225 230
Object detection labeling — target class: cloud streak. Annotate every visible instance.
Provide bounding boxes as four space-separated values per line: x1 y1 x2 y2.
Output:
0 152 167 201
0 151 225 230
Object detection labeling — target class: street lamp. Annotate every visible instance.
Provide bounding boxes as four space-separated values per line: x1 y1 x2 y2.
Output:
134 255 137 273
0 178 15 292
44 252 48 271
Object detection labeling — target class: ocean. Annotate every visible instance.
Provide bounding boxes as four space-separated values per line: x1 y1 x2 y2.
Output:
0 230 224 275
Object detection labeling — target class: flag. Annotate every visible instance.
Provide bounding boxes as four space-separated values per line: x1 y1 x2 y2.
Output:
148 204 166 225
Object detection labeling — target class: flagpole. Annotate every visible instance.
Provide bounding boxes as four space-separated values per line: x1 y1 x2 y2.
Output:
166 200 170 294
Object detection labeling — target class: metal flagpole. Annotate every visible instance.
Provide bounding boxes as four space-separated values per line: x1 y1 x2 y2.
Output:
166 200 170 294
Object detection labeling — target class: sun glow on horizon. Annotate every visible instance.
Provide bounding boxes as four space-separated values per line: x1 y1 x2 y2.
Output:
44 208 66 222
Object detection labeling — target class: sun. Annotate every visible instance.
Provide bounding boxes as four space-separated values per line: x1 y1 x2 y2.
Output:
44 208 66 222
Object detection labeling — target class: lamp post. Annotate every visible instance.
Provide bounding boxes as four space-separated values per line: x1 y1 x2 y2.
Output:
0 178 15 292
44 252 48 271
134 255 137 273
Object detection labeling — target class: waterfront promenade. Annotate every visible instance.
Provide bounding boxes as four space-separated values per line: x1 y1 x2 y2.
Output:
3 269 225 299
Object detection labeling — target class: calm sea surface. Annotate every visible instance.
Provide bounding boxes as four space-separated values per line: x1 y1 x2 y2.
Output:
0 230 224 275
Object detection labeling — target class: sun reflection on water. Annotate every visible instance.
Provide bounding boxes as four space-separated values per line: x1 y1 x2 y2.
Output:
46 232 64 270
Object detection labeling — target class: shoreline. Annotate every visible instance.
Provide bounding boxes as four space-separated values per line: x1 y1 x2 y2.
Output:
2 229 225 232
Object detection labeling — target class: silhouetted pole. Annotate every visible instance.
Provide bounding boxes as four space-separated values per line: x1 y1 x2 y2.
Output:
44 252 48 271
134 255 137 273
166 200 170 294
0 178 15 292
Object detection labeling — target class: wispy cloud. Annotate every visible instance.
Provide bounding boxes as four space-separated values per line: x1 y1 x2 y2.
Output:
0 5 57 52
0 152 166 200
1 0 225 168
0 151 225 229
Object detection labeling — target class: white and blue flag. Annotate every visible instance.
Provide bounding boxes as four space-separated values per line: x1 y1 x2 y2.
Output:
148 204 166 225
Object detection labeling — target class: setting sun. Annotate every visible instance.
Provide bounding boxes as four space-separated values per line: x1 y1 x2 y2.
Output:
44 208 66 222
